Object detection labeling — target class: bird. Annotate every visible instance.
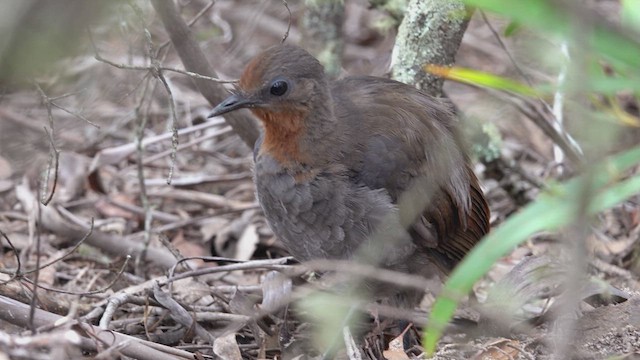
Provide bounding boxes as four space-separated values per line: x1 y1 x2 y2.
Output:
209 44 490 308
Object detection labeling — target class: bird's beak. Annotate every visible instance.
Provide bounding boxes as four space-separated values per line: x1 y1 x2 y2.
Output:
208 93 255 118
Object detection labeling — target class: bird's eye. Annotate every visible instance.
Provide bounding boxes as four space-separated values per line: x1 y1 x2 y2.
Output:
269 80 288 96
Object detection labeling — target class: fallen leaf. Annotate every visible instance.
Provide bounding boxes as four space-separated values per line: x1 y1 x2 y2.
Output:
213 332 242 360
383 325 411 360
235 223 259 261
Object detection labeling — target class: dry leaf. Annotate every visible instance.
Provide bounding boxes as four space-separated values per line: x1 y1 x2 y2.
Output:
171 230 206 268
55 152 90 202
235 223 259 261
0 155 13 180
213 333 242 360
95 193 138 220
382 325 411 360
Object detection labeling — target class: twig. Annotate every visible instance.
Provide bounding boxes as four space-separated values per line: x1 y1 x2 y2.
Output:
3 219 94 276
280 0 292 43
29 187 44 332
40 127 60 206
22 256 131 296
48 101 99 128
480 11 534 88
140 126 232 166
100 292 135 329
0 295 196 360
90 31 235 84
151 0 261 146
0 231 21 284
166 257 291 283
133 73 154 275
155 70 179 185
552 41 570 173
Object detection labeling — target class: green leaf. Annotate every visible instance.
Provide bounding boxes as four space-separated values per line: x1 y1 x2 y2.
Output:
424 65 538 97
464 0 640 68
622 0 640 32
503 21 521 37
423 145 640 354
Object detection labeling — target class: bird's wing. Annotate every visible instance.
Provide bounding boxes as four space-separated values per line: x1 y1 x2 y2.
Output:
332 76 490 272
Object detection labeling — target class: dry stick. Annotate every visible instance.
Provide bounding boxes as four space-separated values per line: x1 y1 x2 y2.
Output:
151 0 261 147
34 81 60 206
152 281 215 343
133 75 155 276
475 13 583 168
91 117 225 170
15 182 177 270
29 188 44 333
135 5 180 186
1 219 94 276
551 42 571 173
487 88 583 165
155 70 179 185
34 82 99 128
40 127 60 206
140 126 233 166
22 256 131 296
166 257 292 284
480 11 535 88
280 0 292 43
0 231 21 283
108 198 181 223
0 295 195 360
484 11 578 169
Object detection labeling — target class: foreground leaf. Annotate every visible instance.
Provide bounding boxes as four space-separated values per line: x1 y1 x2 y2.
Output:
424 145 640 354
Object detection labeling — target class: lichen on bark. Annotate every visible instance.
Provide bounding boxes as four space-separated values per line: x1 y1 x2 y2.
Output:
391 0 470 96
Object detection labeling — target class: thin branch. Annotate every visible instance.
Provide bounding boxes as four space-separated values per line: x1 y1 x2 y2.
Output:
23 255 131 296
552 41 570 173
165 257 291 284
29 186 43 333
480 11 534 87
40 127 60 206
133 74 155 275
0 230 21 284
48 101 99 128
4 219 94 276
155 70 179 185
280 0 291 43
89 30 236 84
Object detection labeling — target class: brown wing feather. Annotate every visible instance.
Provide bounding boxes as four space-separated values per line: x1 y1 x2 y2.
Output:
415 165 490 272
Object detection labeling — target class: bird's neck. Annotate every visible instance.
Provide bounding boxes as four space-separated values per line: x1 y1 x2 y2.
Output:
253 108 310 166
252 85 342 169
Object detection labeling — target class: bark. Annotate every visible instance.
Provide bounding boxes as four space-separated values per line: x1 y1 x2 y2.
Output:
301 0 345 78
391 0 471 96
151 0 260 147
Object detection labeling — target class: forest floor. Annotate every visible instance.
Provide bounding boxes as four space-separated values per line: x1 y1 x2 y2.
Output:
1 1 639 359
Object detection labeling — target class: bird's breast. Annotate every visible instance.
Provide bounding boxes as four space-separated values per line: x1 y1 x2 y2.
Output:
253 155 415 265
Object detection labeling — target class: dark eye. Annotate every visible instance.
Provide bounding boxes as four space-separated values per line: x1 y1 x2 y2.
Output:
269 80 288 96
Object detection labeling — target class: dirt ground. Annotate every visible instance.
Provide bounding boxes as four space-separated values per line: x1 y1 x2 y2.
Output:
0 1 639 359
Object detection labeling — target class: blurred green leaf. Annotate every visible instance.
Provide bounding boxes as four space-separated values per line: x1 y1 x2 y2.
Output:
297 291 362 350
503 21 520 37
424 145 640 354
464 0 640 68
622 0 640 32
424 64 538 96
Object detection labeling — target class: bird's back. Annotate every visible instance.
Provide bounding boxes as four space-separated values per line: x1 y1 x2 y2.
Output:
330 76 490 272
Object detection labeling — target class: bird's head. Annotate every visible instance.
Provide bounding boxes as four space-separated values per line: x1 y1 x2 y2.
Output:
209 45 333 165
209 44 327 121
